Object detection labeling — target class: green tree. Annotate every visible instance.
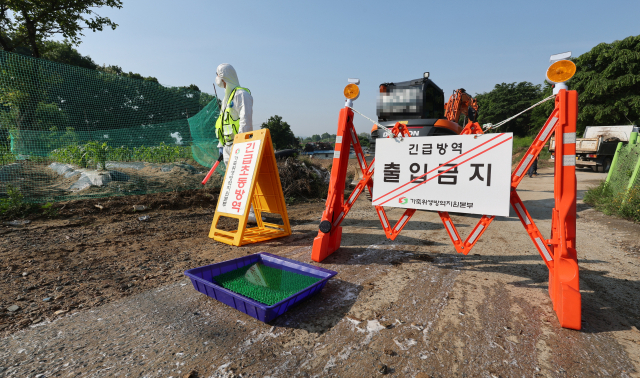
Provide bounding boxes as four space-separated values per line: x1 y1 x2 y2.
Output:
529 82 555 131
321 132 330 140
0 50 206 155
261 115 297 150
311 134 321 142
2 36 99 69
570 35 640 133
40 40 98 69
475 82 543 136
96 64 159 83
0 0 122 58
358 132 370 148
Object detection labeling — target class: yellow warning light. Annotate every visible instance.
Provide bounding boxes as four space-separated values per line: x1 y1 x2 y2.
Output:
546 60 576 83
344 83 360 100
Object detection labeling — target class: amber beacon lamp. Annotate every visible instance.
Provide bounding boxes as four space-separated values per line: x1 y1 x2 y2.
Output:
546 52 576 95
344 78 360 107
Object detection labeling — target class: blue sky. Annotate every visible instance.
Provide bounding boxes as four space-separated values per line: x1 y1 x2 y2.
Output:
75 0 640 137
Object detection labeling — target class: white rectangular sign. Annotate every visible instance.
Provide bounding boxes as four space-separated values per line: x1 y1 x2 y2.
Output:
217 139 261 216
372 133 513 216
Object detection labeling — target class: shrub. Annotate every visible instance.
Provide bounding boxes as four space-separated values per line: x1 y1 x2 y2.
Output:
50 143 89 168
1 147 16 166
84 141 109 170
0 185 56 219
584 181 640 223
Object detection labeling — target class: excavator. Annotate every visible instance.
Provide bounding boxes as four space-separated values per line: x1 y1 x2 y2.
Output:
369 73 478 153
360 73 479 195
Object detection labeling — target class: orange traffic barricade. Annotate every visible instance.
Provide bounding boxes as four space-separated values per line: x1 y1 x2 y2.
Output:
312 88 581 330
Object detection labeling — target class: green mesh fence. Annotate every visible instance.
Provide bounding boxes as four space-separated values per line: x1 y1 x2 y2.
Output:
0 50 222 203
608 141 640 195
188 97 224 175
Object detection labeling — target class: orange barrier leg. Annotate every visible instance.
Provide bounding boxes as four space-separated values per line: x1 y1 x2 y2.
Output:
548 90 581 330
436 97 581 329
311 111 417 262
510 191 554 270
440 112 561 256
311 107 353 262
438 211 495 254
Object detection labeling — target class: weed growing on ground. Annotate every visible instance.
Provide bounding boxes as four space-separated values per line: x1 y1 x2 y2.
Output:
1 146 16 166
618 185 640 221
584 181 640 223
0 184 57 219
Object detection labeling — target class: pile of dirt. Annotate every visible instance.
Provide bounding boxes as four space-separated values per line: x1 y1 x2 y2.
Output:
276 158 329 200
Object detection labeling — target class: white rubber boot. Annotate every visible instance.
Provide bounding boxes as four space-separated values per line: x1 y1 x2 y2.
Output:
247 208 257 223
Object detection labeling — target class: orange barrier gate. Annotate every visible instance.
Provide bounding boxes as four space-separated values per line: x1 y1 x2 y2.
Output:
311 111 416 263
312 90 581 330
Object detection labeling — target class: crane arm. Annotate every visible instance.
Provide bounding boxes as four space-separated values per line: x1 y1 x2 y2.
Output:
445 89 479 125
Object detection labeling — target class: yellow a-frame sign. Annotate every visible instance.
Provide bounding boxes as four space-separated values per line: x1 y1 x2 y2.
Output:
209 129 291 246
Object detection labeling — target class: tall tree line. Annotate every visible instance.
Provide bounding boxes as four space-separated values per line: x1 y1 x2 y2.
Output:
0 1 122 58
0 5 213 153
476 35 640 136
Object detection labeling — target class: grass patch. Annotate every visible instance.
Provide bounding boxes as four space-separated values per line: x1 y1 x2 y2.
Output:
1 147 16 166
583 181 640 223
0 184 58 220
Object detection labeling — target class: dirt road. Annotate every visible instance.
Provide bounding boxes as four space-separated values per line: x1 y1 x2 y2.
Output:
1 167 639 378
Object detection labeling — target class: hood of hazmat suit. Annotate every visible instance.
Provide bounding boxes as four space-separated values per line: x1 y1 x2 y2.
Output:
216 63 240 105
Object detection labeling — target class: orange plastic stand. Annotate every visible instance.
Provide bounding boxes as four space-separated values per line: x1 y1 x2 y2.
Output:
438 90 580 329
209 129 291 246
312 91 581 330
311 108 416 262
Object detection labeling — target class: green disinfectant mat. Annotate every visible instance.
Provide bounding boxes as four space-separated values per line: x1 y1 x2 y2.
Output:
212 263 322 306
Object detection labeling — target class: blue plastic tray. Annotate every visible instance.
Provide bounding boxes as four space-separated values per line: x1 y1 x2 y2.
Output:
184 252 337 323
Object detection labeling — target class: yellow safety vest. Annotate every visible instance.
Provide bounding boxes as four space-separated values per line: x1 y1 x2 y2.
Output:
215 86 251 145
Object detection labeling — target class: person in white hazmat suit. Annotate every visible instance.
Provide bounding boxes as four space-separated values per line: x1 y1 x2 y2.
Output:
214 63 258 222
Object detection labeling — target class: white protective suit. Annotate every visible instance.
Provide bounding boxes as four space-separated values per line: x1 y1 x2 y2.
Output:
215 63 253 165
215 63 257 222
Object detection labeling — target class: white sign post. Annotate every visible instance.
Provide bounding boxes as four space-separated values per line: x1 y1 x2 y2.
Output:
216 139 261 216
372 133 513 216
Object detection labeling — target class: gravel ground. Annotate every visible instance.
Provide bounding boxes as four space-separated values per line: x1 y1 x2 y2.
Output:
1 167 639 378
